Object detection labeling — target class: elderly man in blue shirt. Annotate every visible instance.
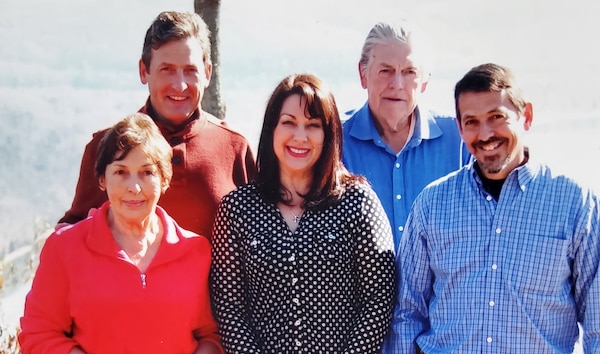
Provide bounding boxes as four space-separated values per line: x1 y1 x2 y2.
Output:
384 63 600 353
342 21 470 250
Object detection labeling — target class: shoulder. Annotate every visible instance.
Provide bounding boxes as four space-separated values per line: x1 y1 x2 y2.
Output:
342 103 368 127
221 183 259 204
535 163 597 199
341 179 381 204
160 209 212 250
205 112 252 143
82 127 111 151
420 165 469 198
424 109 460 131
42 218 92 254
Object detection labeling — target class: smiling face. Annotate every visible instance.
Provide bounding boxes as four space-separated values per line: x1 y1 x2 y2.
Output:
360 41 428 126
458 90 533 179
99 146 167 226
139 37 212 125
273 94 325 179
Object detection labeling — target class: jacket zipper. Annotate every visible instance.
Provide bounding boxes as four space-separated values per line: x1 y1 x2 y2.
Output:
140 273 147 288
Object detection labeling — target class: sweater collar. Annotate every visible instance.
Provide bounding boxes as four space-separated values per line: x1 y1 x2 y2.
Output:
139 98 203 136
85 201 199 267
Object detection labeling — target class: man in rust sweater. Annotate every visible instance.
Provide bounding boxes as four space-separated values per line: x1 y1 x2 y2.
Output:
57 11 256 239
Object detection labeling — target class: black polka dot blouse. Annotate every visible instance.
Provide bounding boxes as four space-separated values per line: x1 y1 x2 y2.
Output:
210 182 396 353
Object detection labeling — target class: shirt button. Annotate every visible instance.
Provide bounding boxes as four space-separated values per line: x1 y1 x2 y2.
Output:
398 226 404 232
169 136 183 146
292 277 298 285
395 162 401 168
172 155 182 165
489 300 495 307
292 298 300 305
487 337 493 343
396 194 402 200
520 185 526 191
491 264 498 270
486 195 492 201
289 255 295 262
295 339 302 347
294 319 302 326
495 228 501 234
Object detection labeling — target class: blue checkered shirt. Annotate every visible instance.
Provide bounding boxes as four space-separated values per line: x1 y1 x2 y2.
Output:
383 154 600 353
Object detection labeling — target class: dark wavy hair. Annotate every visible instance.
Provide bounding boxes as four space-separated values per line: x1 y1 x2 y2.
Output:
255 73 364 210
141 11 211 73
454 63 527 121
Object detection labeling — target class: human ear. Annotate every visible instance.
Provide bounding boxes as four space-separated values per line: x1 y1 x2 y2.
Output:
522 102 533 131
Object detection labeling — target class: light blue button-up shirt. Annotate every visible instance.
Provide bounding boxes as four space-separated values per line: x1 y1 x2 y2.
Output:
384 155 600 353
342 102 470 249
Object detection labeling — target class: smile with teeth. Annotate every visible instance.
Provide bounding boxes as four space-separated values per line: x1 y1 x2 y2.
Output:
478 139 503 151
169 95 187 101
288 146 309 156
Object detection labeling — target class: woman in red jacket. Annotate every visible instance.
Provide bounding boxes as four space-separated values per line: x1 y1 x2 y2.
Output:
19 113 223 354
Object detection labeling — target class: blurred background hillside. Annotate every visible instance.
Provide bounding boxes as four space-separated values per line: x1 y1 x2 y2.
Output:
1 0 599 257
0 1 598 352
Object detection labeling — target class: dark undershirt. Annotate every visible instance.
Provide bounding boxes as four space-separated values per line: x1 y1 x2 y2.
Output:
474 163 505 201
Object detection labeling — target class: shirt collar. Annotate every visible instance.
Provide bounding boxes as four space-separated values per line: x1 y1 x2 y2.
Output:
348 102 443 145
469 147 539 192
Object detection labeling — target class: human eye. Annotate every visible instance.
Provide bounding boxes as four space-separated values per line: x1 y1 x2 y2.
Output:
462 118 476 127
141 164 159 176
308 119 323 129
159 65 174 74
376 64 394 76
278 115 295 126
185 66 199 75
114 169 127 176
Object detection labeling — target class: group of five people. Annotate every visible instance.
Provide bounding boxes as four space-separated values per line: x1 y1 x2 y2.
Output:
18 9 599 354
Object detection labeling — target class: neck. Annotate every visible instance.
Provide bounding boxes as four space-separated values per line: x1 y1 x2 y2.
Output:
147 100 198 128
108 210 163 271
279 171 312 204
108 209 161 248
374 112 413 154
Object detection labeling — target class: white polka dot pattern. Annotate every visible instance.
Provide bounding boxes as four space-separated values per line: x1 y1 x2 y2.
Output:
210 182 396 353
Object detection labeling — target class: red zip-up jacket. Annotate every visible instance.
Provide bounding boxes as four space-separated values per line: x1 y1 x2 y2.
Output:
20 201 224 354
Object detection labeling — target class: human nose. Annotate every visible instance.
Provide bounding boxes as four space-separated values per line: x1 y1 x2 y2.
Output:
389 72 405 89
293 125 308 142
170 70 188 91
127 178 142 194
478 121 495 141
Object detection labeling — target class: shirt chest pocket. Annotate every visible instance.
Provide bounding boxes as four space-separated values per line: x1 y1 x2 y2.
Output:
503 234 571 295
314 232 353 267
245 234 288 271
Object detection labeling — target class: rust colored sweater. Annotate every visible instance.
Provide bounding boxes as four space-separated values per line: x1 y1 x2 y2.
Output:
58 100 257 239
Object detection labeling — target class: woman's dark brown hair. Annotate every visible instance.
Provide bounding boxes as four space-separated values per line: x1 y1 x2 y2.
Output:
255 73 364 210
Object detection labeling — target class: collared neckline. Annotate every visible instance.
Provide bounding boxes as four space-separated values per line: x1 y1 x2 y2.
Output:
348 103 443 146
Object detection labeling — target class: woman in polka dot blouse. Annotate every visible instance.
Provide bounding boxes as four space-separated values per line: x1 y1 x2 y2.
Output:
210 73 396 353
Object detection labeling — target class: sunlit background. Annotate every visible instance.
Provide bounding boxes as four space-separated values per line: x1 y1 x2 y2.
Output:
1 1 599 344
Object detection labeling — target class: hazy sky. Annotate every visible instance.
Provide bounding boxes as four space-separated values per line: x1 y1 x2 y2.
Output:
1 0 599 179
3 0 598 117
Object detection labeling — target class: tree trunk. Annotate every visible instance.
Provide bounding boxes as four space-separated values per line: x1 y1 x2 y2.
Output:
195 0 225 119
